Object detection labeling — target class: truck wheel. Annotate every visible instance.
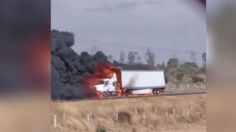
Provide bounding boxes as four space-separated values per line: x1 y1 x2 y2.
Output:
157 90 160 95
109 92 113 96
153 89 160 95
153 89 157 95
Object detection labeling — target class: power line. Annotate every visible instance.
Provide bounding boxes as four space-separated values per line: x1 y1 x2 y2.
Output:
77 37 204 54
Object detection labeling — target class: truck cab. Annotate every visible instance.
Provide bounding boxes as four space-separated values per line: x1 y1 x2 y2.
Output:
95 73 118 96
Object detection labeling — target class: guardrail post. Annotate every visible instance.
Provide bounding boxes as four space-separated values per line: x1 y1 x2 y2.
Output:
173 108 176 116
86 112 92 121
142 112 146 124
115 112 118 121
186 109 190 121
53 115 57 128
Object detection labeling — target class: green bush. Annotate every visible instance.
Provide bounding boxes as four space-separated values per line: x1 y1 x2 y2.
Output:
191 75 204 83
176 72 184 81
97 127 106 132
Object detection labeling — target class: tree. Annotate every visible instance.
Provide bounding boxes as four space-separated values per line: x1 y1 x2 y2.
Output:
202 52 206 63
127 51 135 65
134 51 142 64
165 58 179 83
167 58 179 69
179 62 200 83
176 71 184 81
201 52 206 73
179 62 199 75
156 62 166 70
119 51 126 64
191 74 204 83
145 48 156 69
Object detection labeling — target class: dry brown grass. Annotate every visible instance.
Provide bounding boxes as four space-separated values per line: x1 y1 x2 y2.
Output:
51 95 206 132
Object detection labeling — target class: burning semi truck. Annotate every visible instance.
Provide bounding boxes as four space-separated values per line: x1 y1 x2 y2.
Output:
96 70 165 97
84 64 166 98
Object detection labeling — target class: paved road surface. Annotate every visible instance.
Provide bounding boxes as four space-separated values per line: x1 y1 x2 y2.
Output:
54 91 206 102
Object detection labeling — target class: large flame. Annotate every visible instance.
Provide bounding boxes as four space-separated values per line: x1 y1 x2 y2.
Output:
84 63 162 98
84 63 122 98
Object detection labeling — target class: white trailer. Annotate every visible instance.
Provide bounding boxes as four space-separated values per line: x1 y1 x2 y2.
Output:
95 70 165 96
121 70 165 95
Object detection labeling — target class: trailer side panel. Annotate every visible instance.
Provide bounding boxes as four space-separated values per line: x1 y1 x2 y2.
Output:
121 70 165 89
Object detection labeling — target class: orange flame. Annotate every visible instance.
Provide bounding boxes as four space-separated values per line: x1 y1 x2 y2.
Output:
83 63 122 98
84 63 162 98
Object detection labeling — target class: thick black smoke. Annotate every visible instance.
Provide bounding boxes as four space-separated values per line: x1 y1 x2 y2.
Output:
51 30 109 100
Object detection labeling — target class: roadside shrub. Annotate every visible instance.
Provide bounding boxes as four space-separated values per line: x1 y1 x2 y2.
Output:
96 127 106 132
191 75 204 83
117 111 131 124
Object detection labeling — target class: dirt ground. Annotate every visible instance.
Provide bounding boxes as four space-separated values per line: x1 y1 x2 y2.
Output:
51 94 206 132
